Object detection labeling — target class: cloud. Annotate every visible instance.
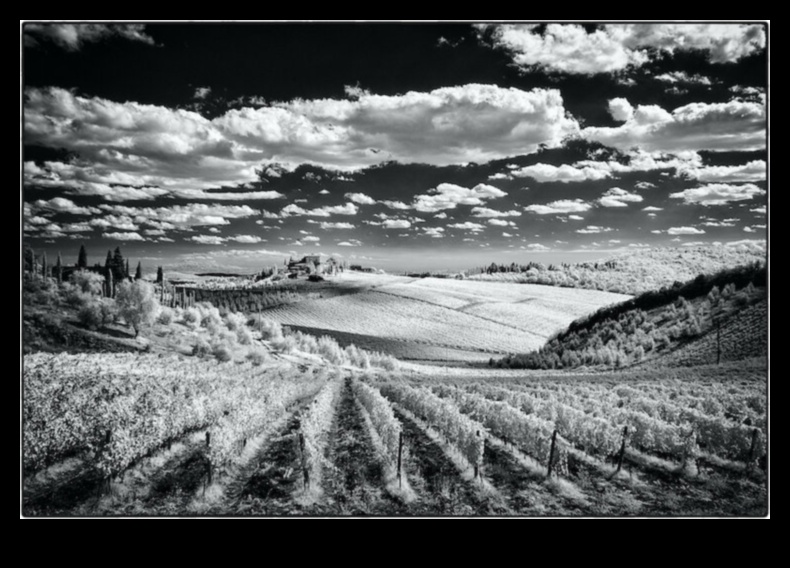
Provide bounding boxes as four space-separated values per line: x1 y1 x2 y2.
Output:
679 160 766 183
575 225 613 234
434 212 448 219
25 23 155 51
412 183 506 213
382 219 411 229
319 189 330 195
104 231 146 241
487 219 515 227
381 200 411 210
668 226 706 235
608 98 634 122
99 203 256 230
642 206 663 212
228 235 263 244
480 23 765 74
194 87 212 100
31 197 101 215
319 222 355 229
423 227 445 238
584 98 765 153
751 206 766 214
525 199 592 215
635 181 657 189
345 192 376 205
302 236 321 242
89 215 139 231
669 183 765 206
598 187 644 208
191 235 226 245
509 162 611 183
337 240 362 247
568 215 584 221
281 202 358 217
702 220 736 227
654 72 713 85
470 207 521 218
448 222 485 232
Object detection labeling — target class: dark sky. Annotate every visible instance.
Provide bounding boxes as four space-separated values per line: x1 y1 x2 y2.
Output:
22 22 768 273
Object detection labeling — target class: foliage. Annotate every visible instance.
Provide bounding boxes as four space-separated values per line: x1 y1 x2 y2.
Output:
71 270 105 295
115 280 160 337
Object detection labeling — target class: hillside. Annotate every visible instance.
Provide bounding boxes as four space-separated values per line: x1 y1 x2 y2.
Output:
466 244 765 295
493 263 767 370
261 273 629 363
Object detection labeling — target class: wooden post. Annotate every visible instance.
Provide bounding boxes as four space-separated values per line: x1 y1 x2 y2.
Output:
547 429 558 478
746 429 760 472
616 426 628 473
716 321 721 365
205 431 211 448
397 431 404 488
299 433 309 489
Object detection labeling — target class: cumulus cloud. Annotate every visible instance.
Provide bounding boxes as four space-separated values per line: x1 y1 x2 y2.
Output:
470 207 521 218
319 189 330 195
668 226 706 235
576 225 613 234
525 199 592 215
319 222 355 229
89 215 139 231
194 87 212 100
751 206 766 214
481 23 765 74
669 183 765 206
654 72 713 85
679 160 766 183
598 187 644 207
702 220 736 227
642 206 663 212
434 212 448 219
337 239 362 247
635 181 657 189
423 227 445 238
381 200 411 210
382 219 411 229
98 203 256 230
487 219 515 227
584 98 765 153
104 231 146 241
190 235 226 245
345 192 376 205
509 162 612 183
608 98 634 122
448 222 485 232
25 23 155 51
228 235 263 244
281 202 358 217
302 235 320 242
568 214 584 220
31 197 101 216
412 183 506 213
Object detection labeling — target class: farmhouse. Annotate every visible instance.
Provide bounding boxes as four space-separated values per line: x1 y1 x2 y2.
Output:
287 254 326 275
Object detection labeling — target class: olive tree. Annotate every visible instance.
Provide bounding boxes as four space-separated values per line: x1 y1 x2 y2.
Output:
115 280 160 337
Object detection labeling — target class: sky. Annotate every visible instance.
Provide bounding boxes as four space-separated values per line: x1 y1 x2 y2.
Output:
22 22 768 274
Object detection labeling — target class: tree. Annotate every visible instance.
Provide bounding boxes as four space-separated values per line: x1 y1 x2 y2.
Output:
156 266 164 284
71 270 105 295
77 245 88 269
115 280 160 337
41 251 48 279
135 261 142 280
55 252 63 285
125 259 130 279
105 250 113 268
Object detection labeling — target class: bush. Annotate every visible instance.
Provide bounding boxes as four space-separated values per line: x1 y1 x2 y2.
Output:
198 304 222 328
224 312 247 331
157 306 175 325
99 299 117 327
212 343 233 362
246 346 268 366
182 307 202 327
77 301 103 330
116 280 160 337
237 326 253 345
71 270 105 295
272 335 297 353
192 337 211 357
308 274 324 282
252 316 283 341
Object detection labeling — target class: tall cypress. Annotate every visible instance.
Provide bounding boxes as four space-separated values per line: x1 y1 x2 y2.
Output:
41 252 48 279
55 252 63 284
135 261 142 280
156 266 164 284
77 244 88 269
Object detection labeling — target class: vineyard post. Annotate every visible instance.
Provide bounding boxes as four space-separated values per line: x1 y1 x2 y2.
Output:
474 430 481 479
746 428 760 472
616 426 629 473
397 431 404 488
299 432 309 489
547 429 558 478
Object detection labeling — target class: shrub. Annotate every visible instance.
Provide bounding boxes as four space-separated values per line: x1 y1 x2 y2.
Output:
272 335 297 353
192 337 211 357
252 316 283 341
99 299 117 327
198 304 222 328
212 342 233 362
70 270 105 295
77 301 103 330
224 312 247 331
182 307 202 327
237 326 253 345
246 346 268 366
157 306 175 325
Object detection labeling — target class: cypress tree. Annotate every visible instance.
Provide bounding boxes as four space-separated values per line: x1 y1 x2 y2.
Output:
125 259 130 279
41 252 48 279
135 261 142 280
105 250 113 268
55 252 63 284
156 266 164 284
77 244 88 269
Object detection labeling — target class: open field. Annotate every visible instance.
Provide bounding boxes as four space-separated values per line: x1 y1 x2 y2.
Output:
261 273 629 363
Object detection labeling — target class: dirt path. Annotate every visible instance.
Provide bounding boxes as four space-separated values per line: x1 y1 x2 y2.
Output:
23 458 104 516
317 378 408 515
